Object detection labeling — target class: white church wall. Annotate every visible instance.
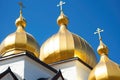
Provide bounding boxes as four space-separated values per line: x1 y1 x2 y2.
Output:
0 54 57 80
51 59 91 80
0 56 25 79
24 56 56 79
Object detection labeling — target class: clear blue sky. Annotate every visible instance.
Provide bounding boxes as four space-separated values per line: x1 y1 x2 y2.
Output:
0 0 120 64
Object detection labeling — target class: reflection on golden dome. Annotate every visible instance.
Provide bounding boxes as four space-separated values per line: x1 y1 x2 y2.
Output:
40 24 97 67
97 39 108 55
40 2 97 67
15 10 26 28
88 28 120 80
57 11 68 26
0 4 40 58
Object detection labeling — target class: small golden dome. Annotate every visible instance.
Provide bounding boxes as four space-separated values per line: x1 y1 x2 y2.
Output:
57 11 68 26
88 54 120 80
97 39 108 55
15 11 26 28
40 22 97 68
0 6 40 58
88 28 120 80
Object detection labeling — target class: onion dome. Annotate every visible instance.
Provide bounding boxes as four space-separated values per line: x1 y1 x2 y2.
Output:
40 1 97 68
88 28 120 80
57 11 68 26
0 4 40 58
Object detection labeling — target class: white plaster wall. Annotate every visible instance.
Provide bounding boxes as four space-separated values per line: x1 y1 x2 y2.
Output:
24 56 54 79
51 60 91 80
76 61 91 80
0 54 56 80
0 57 25 79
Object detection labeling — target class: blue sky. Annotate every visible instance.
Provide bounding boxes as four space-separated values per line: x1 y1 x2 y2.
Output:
0 0 120 64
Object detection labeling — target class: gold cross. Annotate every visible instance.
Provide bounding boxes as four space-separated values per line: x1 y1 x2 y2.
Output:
94 28 104 40
57 0 66 11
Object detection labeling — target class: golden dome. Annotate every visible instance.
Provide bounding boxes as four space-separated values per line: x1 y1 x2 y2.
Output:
97 39 108 55
0 7 40 58
15 10 26 28
57 11 68 26
88 29 120 80
40 11 97 68
89 55 120 80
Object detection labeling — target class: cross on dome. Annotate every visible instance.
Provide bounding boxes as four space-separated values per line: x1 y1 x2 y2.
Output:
57 0 66 11
15 2 26 28
94 28 104 40
18 2 25 12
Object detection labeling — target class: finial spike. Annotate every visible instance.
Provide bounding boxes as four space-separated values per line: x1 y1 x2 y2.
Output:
94 28 104 40
57 0 66 11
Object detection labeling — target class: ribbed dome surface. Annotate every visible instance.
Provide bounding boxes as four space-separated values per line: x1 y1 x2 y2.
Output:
40 25 97 67
89 34 120 80
0 27 40 57
0 8 40 57
88 54 120 80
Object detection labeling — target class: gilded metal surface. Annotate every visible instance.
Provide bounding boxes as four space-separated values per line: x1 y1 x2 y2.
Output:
15 13 26 28
0 7 40 58
57 1 68 26
88 54 120 80
15 2 26 28
57 11 68 26
40 24 97 68
89 29 120 80
0 26 40 57
97 40 108 55
94 28 108 55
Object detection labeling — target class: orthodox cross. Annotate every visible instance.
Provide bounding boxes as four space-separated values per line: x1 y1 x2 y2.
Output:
94 28 104 40
57 0 66 11
18 2 25 12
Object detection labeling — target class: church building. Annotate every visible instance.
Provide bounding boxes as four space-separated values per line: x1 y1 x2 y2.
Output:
0 1 120 80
